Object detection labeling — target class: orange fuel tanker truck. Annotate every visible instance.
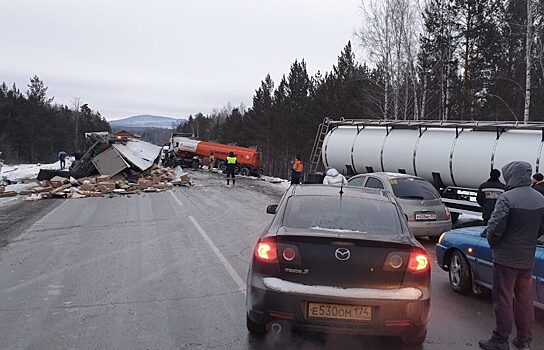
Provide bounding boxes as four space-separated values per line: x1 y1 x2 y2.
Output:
168 133 262 176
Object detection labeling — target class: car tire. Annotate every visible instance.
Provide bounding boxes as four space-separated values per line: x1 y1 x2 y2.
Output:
218 161 226 172
401 328 427 345
449 250 472 295
239 167 251 176
246 315 267 335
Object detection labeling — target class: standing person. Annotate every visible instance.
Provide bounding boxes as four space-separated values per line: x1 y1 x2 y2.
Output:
208 151 215 172
479 161 544 350
57 151 68 170
322 168 348 185
225 151 237 185
476 169 506 225
291 155 304 184
531 173 544 195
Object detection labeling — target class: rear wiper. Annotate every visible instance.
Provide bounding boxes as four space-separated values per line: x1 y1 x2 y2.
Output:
398 195 425 200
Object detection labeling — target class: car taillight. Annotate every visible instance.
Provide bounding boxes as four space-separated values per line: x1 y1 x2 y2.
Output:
255 241 278 262
444 205 451 221
407 249 429 272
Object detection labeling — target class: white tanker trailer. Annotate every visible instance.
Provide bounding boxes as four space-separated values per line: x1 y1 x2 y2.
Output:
313 119 544 220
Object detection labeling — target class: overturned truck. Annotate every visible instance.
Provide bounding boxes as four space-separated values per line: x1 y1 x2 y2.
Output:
38 132 162 181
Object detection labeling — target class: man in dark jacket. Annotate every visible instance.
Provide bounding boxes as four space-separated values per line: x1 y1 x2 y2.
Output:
531 173 544 195
476 169 506 224
479 161 544 350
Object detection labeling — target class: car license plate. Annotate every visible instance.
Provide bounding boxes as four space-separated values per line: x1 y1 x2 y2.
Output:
307 302 371 321
415 213 437 221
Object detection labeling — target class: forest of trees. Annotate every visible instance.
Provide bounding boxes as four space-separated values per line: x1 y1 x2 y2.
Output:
178 0 544 177
0 76 110 163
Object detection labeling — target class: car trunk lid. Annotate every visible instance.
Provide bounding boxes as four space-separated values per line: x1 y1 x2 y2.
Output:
276 227 413 289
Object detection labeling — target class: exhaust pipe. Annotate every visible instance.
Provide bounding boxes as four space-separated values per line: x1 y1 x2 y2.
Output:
271 323 282 334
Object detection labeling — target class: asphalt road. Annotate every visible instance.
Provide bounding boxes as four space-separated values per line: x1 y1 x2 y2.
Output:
0 171 542 350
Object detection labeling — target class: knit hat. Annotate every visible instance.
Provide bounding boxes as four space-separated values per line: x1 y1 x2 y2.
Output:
490 169 501 180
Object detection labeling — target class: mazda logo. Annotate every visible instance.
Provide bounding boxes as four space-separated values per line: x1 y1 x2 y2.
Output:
335 248 351 261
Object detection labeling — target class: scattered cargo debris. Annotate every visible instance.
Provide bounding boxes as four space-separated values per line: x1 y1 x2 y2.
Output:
12 166 187 200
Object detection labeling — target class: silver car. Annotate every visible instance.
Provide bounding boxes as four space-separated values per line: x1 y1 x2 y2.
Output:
347 172 452 240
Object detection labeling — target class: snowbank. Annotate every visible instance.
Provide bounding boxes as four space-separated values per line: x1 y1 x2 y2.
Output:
0 158 74 183
258 175 291 191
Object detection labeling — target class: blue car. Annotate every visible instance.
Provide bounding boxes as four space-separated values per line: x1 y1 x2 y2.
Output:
435 226 544 309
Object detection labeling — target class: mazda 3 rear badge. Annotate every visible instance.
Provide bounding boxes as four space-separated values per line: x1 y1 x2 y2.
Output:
335 248 351 261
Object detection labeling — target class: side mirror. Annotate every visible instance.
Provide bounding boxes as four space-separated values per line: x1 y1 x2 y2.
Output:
480 228 488 238
266 204 278 215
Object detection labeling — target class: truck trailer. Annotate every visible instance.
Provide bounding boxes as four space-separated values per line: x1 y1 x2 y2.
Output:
311 118 544 221
168 133 262 176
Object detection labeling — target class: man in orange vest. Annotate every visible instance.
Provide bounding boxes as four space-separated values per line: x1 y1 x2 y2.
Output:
291 155 303 184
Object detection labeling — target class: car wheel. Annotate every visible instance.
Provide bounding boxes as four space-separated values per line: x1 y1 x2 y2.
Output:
239 167 251 176
246 315 267 335
401 328 427 345
449 250 472 295
218 161 226 172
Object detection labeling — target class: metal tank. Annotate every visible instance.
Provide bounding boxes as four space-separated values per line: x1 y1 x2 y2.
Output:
321 120 544 190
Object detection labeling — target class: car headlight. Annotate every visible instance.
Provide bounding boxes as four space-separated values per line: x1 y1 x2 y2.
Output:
438 232 447 244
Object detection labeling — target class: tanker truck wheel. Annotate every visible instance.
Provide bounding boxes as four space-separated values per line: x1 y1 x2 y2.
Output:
239 167 251 176
218 161 226 172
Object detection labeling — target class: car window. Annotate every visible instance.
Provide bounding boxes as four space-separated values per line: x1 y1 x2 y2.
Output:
347 176 366 187
389 178 440 200
365 177 384 189
282 195 403 236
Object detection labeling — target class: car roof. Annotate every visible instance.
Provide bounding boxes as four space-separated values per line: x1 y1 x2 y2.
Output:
288 184 392 202
354 172 425 181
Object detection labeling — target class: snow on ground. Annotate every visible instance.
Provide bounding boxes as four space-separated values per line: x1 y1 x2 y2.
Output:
0 158 74 183
256 175 291 191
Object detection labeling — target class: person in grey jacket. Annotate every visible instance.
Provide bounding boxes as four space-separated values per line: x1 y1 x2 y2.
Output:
479 161 544 350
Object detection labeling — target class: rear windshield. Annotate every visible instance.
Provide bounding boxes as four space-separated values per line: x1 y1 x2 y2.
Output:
282 195 403 235
390 178 440 200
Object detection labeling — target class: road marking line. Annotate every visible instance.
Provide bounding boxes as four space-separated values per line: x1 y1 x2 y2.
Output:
170 192 246 295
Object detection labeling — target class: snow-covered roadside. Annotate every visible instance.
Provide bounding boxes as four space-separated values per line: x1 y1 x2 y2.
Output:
258 175 291 191
0 158 74 183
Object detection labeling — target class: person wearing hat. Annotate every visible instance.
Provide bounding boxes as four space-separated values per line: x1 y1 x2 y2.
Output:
476 169 506 225
531 173 544 195
225 151 237 185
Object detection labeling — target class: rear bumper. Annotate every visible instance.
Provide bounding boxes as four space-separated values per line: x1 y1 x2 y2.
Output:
247 275 430 336
409 220 451 237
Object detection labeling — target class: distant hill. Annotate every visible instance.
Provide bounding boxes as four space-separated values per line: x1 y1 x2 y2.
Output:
109 115 186 129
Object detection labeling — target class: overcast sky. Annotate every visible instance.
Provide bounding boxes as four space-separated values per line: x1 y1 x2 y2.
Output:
1 0 362 120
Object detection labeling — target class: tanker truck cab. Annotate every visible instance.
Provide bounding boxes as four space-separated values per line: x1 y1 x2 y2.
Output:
347 172 452 241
